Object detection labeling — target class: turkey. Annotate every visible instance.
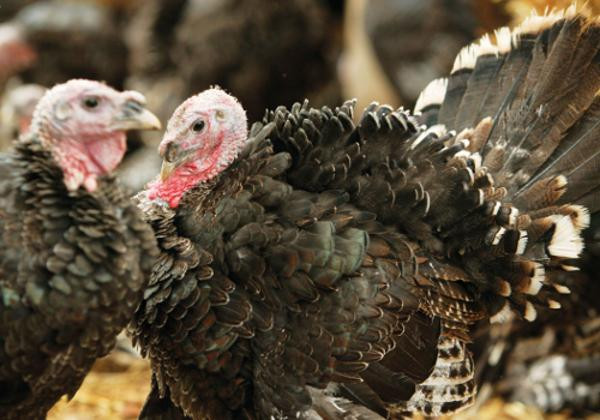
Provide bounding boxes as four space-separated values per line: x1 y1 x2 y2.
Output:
131 7 600 419
0 79 161 419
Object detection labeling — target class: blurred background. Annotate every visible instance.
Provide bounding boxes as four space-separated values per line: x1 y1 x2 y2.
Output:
0 0 598 418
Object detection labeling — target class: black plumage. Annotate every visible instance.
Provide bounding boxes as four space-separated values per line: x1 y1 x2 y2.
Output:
132 8 600 419
0 81 159 418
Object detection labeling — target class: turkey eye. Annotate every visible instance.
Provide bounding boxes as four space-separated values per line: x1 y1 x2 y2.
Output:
83 97 99 109
192 120 205 132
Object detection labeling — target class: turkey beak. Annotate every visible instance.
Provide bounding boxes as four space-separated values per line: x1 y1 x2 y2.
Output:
112 100 162 131
160 160 176 181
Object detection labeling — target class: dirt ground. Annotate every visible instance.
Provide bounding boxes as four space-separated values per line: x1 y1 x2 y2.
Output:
47 351 151 420
47 349 600 420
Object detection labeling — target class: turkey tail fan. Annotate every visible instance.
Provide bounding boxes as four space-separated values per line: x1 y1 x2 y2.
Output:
414 77 447 127
414 6 600 323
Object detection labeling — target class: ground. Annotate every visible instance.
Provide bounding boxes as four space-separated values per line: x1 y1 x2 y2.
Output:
46 349 599 420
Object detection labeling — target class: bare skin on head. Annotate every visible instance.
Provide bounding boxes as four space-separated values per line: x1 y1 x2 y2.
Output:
30 79 161 192
147 88 248 208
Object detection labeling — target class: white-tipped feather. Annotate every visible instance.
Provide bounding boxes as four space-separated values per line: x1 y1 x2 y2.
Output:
498 280 512 297
567 205 590 232
554 174 568 189
451 44 479 74
450 33 502 75
490 301 512 324
526 263 545 295
414 78 448 113
492 227 506 245
554 284 571 294
477 189 485 207
516 230 528 255
547 215 584 259
423 192 431 216
488 341 506 366
465 167 474 185
453 150 472 160
548 299 561 309
524 301 537 322
477 34 499 57
494 27 515 54
411 124 446 149
470 153 482 172
515 7 570 36
491 201 501 216
509 207 519 227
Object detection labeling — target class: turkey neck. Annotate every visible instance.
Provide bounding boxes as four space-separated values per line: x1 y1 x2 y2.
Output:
174 169 240 251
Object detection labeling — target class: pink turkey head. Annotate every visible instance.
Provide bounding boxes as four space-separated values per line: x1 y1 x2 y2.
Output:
31 79 161 192
148 87 248 208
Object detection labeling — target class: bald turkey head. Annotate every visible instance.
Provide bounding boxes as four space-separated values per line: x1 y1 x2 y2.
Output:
148 88 248 208
31 79 161 192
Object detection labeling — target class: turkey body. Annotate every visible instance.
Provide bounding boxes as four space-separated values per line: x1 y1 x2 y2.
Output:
132 8 600 419
0 135 158 418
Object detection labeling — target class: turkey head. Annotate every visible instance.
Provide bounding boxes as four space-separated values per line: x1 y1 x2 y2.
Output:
31 79 161 192
148 87 248 208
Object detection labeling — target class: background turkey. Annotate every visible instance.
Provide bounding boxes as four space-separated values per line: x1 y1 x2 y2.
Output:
0 80 160 418
129 7 600 418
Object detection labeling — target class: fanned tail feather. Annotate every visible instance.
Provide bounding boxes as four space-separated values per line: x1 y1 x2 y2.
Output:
415 6 600 323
